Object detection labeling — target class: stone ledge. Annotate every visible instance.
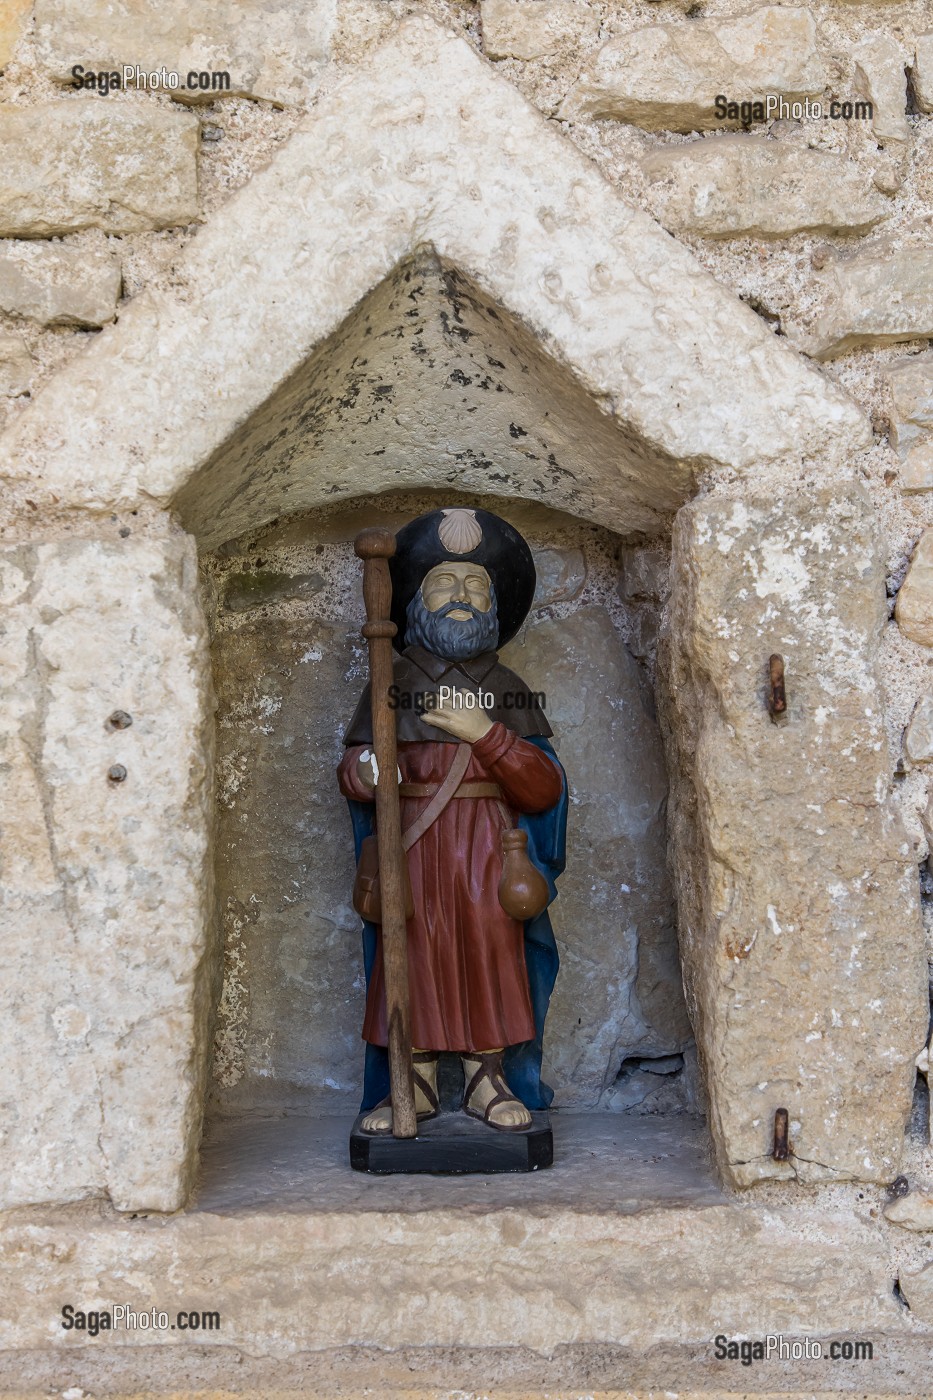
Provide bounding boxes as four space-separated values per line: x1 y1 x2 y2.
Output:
0 1115 919 1360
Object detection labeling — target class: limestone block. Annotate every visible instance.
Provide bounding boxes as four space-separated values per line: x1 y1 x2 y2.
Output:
0 1116 909 1355
481 0 598 61
661 487 928 1186
643 136 890 239
884 1190 933 1231
0 18 869 527
900 1261 933 1322
914 35 933 113
619 546 669 601
896 529 933 647
885 351 933 457
559 7 827 132
0 0 31 66
903 441 933 493
906 696 933 763
504 607 691 1107
0 536 213 1212
532 546 585 606
854 34 910 146
33 0 336 107
0 334 30 396
802 239 933 359
0 242 121 327
0 101 199 237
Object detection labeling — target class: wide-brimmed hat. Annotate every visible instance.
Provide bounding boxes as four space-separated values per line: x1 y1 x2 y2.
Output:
389 507 536 651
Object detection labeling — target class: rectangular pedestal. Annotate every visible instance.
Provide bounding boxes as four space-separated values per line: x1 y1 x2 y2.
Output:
349 1109 552 1173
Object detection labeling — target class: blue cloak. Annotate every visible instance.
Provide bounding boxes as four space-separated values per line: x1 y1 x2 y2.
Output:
346 736 567 1112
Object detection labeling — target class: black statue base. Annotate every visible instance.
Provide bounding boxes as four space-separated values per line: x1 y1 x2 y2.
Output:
349 1109 553 1175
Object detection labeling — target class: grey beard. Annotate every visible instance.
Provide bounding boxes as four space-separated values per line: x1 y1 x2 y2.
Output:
405 586 499 661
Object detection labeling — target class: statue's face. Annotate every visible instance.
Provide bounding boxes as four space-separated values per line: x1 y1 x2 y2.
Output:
420 562 492 620
405 560 499 661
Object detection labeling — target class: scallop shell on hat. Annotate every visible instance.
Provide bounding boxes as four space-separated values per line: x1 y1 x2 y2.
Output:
438 508 483 554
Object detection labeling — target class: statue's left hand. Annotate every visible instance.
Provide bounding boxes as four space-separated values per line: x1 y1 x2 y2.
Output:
422 689 493 743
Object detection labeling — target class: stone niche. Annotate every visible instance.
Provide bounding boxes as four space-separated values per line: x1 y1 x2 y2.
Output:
202 493 695 1120
0 17 926 1221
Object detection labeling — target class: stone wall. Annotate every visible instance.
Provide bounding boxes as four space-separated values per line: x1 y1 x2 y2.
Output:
0 0 931 1210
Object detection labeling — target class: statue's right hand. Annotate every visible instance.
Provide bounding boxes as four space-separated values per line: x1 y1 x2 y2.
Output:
358 750 402 789
357 749 378 789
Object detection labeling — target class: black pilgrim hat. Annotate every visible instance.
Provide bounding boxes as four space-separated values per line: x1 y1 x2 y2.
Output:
389 507 536 652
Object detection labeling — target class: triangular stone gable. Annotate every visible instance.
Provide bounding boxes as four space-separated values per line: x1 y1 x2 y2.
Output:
0 17 868 534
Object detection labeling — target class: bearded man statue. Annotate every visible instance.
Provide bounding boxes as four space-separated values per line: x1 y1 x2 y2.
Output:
338 507 567 1135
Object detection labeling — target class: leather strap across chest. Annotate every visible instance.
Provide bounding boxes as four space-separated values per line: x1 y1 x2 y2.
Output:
399 742 473 852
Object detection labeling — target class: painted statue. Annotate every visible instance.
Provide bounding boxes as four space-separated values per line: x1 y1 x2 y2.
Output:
339 507 567 1136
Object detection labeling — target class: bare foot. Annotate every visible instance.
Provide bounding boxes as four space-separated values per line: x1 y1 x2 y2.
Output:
360 1053 439 1135
461 1051 532 1131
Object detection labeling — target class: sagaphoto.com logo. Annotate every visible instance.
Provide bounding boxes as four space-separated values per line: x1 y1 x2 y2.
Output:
72 64 232 97
714 93 874 122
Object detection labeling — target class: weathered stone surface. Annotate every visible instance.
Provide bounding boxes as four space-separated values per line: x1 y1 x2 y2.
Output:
0 1115 912 1355
0 536 213 1213
854 34 911 146
802 239 933 359
0 18 869 526
222 568 324 613
620 546 669 601
661 487 928 1186
559 7 826 132
0 101 199 237
643 136 890 239
0 334 30 396
905 696 933 763
0 242 121 326
33 0 336 107
904 441 933 492
209 616 367 1110
504 607 690 1107
481 0 598 61
915 35 933 113
532 546 585 606
885 351 933 457
884 1190 933 1231
896 529 933 647
900 1261 933 1323
0 0 31 66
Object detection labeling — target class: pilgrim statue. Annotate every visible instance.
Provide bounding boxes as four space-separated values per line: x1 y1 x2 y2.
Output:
339 507 567 1146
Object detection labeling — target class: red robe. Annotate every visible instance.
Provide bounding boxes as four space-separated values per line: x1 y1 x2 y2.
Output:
338 722 563 1053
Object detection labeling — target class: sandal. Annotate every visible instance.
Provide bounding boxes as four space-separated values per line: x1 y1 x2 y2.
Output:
462 1051 531 1133
359 1051 440 1136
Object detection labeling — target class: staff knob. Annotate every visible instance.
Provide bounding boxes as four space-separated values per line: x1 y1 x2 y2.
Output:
355 527 396 561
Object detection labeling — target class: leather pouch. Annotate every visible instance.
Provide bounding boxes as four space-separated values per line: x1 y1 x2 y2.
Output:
352 832 415 924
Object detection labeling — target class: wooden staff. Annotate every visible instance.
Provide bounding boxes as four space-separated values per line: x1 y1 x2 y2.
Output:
354 527 417 1139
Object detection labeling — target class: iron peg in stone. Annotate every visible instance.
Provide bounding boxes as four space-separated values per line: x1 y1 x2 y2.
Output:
768 654 786 721
772 1106 790 1161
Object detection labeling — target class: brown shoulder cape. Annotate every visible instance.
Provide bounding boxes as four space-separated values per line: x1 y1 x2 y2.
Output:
343 644 552 744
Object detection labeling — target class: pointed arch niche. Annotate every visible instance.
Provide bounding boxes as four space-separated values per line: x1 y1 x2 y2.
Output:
0 18 924 1217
